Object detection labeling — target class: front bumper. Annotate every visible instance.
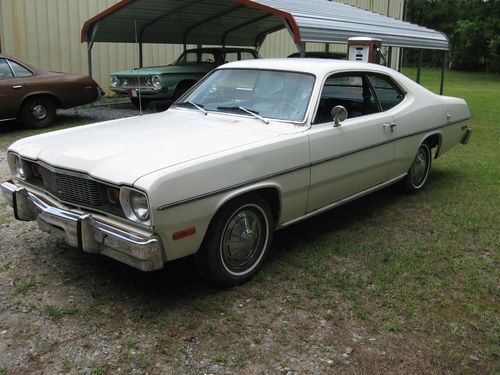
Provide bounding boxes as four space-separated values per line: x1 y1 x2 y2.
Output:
1 181 164 271
111 87 164 96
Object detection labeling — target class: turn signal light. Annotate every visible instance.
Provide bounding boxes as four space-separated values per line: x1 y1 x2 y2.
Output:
108 188 121 205
32 164 43 178
172 227 196 240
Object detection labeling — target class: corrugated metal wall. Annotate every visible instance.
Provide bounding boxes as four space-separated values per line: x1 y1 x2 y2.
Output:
0 0 403 95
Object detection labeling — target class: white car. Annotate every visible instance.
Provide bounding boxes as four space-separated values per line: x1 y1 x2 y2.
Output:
1 59 471 286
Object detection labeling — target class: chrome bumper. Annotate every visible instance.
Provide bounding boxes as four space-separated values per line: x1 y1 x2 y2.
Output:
1 181 164 271
111 87 164 96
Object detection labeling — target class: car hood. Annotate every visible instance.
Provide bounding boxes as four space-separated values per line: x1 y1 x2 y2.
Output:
9 110 290 186
112 63 214 76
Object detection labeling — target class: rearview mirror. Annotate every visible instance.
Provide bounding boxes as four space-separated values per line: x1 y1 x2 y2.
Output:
331 106 348 127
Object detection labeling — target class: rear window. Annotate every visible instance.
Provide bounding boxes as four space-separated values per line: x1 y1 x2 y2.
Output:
9 60 33 78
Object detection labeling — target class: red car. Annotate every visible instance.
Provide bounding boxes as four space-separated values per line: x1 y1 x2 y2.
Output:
0 54 102 128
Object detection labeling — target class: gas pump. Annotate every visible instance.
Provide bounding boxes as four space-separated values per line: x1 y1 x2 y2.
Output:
347 37 386 65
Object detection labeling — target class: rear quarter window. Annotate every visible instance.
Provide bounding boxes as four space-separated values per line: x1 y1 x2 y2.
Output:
368 74 405 111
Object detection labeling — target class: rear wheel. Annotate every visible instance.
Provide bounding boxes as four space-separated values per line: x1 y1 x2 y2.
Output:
21 96 56 129
195 194 274 286
401 142 432 194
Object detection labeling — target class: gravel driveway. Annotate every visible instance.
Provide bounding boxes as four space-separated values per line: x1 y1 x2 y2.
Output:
1 103 492 374
1 104 348 375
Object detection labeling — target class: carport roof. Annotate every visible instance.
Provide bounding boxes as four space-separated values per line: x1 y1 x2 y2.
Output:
81 0 449 51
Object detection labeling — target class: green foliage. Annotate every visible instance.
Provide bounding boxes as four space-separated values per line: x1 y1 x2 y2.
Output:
44 303 81 320
90 364 108 375
405 0 500 72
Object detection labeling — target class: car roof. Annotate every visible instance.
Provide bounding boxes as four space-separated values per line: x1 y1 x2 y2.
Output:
288 52 346 58
218 58 426 95
0 53 45 74
219 58 397 77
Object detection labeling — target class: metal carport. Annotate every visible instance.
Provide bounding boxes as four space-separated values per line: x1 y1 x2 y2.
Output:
81 0 450 93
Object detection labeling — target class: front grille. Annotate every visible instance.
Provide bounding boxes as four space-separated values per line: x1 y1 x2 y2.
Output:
26 161 123 217
121 76 151 90
40 167 109 206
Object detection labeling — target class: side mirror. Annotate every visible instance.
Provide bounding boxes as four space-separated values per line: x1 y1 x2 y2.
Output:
331 105 348 127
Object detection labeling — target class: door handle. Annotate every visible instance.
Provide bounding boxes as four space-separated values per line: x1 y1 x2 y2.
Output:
12 85 23 89
383 122 396 132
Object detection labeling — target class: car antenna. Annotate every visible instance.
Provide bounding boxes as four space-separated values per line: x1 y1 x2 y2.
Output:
134 20 143 115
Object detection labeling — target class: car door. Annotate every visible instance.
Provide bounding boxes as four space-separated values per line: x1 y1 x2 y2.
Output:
306 72 397 212
365 73 407 179
0 58 26 119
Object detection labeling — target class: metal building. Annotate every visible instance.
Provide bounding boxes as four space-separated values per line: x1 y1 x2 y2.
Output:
0 0 405 95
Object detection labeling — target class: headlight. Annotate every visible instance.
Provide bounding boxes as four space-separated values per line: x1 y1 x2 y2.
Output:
110 76 120 88
122 78 128 87
145 77 153 87
120 188 151 223
130 190 150 221
8 154 26 180
152 75 162 90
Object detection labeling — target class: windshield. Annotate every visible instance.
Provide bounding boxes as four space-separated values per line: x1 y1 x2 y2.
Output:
176 69 315 122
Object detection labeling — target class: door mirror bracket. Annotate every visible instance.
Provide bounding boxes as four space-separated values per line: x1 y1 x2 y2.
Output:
331 105 348 127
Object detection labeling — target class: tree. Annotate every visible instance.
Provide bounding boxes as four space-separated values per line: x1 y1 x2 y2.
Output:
405 0 500 72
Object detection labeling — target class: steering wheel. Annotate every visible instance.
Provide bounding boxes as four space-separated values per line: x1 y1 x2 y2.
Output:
204 58 215 63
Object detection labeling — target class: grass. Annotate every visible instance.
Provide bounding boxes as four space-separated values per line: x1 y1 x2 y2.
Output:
90 364 108 375
44 302 81 320
265 67 500 371
0 68 498 374
15 277 39 294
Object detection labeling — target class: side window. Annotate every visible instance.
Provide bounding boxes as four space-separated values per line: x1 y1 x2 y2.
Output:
224 52 239 63
9 60 33 78
313 73 378 124
180 52 197 63
240 52 256 60
201 53 216 63
0 59 14 80
368 74 404 111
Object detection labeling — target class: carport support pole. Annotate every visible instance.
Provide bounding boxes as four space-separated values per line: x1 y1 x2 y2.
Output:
416 49 422 83
398 47 403 72
296 42 306 57
440 51 446 95
87 41 94 78
139 43 143 68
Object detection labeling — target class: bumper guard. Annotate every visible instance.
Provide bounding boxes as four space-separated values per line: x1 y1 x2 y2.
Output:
1 181 164 271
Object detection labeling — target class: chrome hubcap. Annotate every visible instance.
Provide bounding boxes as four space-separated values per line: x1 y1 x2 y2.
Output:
32 104 47 120
411 146 428 187
221 206 267 275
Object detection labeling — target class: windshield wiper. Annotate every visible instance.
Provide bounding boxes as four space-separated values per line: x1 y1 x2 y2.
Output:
217 106 269 124
175 101 207 115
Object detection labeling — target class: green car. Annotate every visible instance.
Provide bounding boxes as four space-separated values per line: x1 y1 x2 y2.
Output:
110 47 260 108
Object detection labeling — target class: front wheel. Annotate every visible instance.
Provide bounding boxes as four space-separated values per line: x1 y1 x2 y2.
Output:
195 195 274 286
401 142 432 194
21 96 56 129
